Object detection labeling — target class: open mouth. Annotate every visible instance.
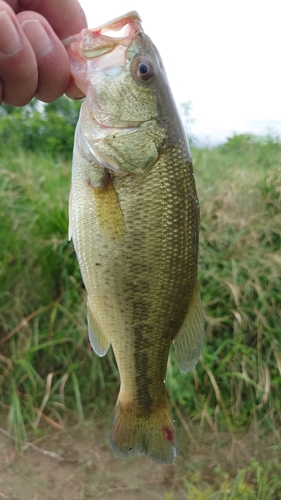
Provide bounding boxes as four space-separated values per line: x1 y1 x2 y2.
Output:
64 11 144 95
66 11 142 60
92 11 142 39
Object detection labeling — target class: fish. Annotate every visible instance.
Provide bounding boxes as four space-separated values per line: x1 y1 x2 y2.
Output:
65 11 205 464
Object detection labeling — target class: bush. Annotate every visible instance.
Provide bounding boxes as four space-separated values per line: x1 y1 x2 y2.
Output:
0 96 81 158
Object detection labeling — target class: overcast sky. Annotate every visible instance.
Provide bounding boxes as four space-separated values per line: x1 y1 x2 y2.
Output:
78 0 281 143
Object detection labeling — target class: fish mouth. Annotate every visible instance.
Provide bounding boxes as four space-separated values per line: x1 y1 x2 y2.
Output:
85 111 139 143
80 11 142 58
64 11 142 63
91 10 142 35
64 11 143 95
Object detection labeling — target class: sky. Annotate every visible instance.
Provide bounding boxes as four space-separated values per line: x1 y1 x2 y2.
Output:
78 0 281 144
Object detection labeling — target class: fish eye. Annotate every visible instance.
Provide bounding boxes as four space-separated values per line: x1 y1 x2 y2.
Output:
139 63 149 74
132 56 156 83
137 60 154 81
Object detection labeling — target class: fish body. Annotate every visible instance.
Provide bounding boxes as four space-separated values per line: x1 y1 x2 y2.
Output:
66 12 204 464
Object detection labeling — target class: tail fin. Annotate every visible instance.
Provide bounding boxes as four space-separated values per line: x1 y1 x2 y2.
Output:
110 398 179 464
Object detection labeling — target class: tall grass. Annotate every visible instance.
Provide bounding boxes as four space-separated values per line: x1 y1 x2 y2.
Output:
0 133 280 493
0 148 118 438
167 133 281 436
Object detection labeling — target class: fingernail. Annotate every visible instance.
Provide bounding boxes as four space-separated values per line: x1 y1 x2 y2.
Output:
0 11 21 56
21 19 53 58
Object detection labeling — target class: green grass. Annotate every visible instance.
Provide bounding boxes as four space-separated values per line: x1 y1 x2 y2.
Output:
166 134 281 436
0 148 118 434
176 458 281 499
0 132 280 496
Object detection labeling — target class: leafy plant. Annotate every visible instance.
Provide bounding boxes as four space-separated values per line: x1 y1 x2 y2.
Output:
0 129 280 497
0 96 81 158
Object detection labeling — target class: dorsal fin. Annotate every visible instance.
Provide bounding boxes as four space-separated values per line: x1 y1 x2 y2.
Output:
173 284 205 373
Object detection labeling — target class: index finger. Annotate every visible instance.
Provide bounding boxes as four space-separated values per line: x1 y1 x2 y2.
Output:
18 0 87 38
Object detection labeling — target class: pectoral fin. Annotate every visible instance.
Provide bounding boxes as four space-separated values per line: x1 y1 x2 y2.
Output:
173 284 205 373
91 173 125 241
87 301 110 357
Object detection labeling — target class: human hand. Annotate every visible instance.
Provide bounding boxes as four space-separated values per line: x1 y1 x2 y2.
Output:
0 0 87 105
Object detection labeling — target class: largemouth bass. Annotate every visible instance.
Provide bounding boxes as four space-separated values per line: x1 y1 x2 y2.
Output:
66 11 204 464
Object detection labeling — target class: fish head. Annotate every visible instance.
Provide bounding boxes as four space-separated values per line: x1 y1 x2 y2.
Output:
65 12 170 176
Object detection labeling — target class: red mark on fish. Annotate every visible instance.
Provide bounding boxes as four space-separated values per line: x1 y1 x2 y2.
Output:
162 426 174 443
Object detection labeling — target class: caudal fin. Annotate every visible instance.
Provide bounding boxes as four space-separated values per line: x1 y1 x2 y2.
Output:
110 398 179 464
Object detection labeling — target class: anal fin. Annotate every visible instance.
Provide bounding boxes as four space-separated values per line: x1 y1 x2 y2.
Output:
173 283 205 373
87 301 110 357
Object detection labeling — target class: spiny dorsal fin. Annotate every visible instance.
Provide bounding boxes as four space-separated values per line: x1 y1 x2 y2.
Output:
87 300 110 357
173 284 205 373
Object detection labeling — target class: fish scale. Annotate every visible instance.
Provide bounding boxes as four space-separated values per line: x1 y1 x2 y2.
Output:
67 11 204 464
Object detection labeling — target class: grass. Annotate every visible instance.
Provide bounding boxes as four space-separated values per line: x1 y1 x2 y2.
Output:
0 148 118 433
177 458 281 499
166 134 281 436
0 132 280 497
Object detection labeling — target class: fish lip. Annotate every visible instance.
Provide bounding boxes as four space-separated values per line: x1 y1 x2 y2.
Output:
90 112 141 133
64 12 143 95
64 11 142 60
93 126 139 138
92 11 142 34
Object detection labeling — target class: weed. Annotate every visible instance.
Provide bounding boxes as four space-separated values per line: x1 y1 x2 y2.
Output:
0 133 280 497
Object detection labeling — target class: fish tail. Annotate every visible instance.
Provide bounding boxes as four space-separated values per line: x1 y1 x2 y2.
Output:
110 398 179 464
